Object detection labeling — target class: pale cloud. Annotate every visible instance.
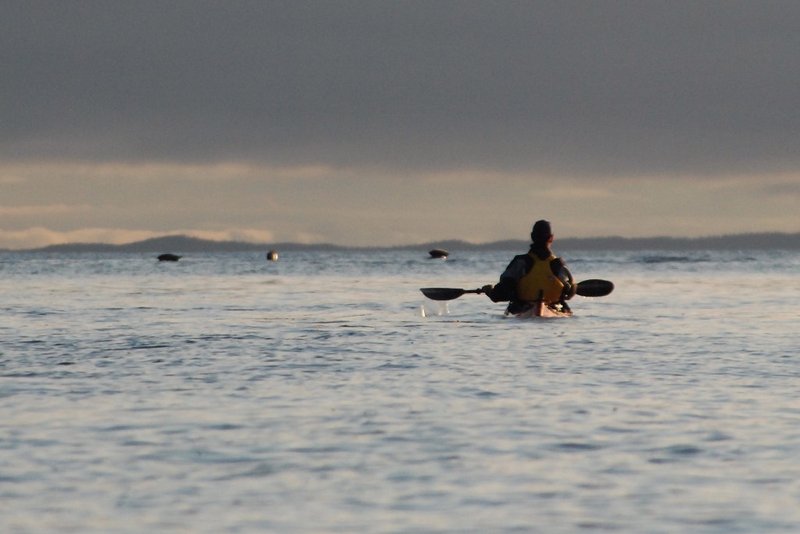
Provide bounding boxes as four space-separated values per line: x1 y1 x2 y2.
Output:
0 227 276 250
0 227 158 250
288 231 327 245
0 204 92 217
0 174 24 185
422 170 534 186
757 181 800 199
537 187 614 200
0 161 336 183
1 159 797 250
181 228 275 244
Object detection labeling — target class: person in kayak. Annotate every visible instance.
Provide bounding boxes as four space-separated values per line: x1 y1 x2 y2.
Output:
481 220 576 315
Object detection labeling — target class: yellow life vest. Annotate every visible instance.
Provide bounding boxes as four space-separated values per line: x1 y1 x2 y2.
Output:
516 253 564 304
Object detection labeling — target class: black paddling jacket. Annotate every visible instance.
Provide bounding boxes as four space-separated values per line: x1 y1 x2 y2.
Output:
486 246 574 304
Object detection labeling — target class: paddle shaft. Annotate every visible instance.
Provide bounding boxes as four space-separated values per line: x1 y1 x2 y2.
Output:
420 279 613 301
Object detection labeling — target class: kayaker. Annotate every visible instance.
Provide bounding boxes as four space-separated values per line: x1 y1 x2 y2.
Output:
481 220 576 315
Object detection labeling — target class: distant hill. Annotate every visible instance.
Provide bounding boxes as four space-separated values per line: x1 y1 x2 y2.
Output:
4 232 798 253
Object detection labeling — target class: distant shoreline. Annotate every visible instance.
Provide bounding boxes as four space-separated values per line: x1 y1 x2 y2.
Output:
2 232 798 253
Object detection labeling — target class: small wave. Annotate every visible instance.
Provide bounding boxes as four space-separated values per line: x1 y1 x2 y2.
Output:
648 444 705 463
639 255 709 264
214 462 278 481
664 444 704 455
553 441 604 452
374 362 417 370
636 253 759 264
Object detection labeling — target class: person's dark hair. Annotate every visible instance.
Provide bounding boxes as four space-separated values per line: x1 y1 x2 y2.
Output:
531 219 553 244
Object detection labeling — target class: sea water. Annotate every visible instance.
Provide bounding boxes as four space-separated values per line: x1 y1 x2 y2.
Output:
1 248 798 533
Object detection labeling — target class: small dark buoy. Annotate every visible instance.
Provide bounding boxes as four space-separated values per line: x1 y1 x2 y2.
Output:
428 248 449 259
157 253 181 262
266 250 279 262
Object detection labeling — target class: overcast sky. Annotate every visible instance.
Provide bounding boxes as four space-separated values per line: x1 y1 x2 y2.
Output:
1 1 798 249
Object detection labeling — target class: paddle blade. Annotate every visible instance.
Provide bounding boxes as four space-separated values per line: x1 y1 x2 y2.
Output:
420 287 467 300
420 287 483 301
576 279 614 297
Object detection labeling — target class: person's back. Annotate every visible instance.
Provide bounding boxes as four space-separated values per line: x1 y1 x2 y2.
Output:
482 220 575 314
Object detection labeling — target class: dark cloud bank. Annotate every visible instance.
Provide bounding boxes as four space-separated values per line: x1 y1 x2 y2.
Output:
3 1 799 176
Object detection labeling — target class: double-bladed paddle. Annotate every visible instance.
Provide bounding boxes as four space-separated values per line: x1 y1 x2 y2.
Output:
420 279 614 301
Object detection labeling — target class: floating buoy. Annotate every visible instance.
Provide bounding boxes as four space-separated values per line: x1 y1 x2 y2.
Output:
266 250 279 262
428 248 449 259
157 253 181 262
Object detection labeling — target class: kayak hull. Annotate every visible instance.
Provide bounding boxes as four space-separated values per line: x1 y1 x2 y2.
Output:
505 302 573 319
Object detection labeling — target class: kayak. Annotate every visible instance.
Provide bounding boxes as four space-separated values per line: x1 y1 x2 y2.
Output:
504 302 573 319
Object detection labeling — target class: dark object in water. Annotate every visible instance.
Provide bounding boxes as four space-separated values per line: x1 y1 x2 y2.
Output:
157 253 181 262
428 249 449 259
266 250 279 261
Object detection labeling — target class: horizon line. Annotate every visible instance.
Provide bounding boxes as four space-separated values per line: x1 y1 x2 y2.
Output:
3 231 798 253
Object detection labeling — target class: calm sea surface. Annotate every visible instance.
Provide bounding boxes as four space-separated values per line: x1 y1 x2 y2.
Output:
1 248 798 533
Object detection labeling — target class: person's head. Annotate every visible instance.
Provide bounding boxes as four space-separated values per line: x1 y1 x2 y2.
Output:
531 219 553 246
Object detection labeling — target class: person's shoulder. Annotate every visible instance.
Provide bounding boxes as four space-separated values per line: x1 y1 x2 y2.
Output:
514 251 535 265
549 255 567 268
503 252 532 272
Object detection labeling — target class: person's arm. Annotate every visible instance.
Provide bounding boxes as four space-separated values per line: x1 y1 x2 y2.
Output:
550 258 576 300
483 255 529 302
